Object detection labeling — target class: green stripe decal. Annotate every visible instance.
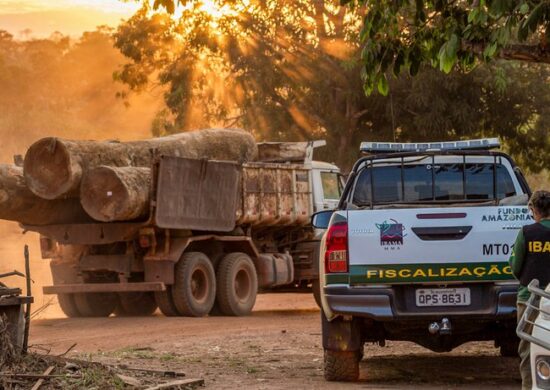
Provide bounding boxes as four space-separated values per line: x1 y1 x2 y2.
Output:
325 274 349 284
326 262 515 284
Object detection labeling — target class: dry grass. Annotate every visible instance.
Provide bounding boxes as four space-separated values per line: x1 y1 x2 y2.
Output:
0 314 19 371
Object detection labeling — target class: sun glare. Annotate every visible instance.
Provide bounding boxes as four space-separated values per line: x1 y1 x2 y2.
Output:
199 0 233 19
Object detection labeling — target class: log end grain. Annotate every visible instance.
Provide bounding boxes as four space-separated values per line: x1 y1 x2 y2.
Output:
80 166 151 222
23 137 81 200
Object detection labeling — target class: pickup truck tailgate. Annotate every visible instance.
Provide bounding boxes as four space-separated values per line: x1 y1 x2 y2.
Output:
347 206 532 284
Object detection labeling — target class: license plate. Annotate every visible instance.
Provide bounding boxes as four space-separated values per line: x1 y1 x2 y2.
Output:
415 288 471 307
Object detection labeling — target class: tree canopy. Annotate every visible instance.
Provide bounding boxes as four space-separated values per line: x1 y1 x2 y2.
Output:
113 0 550 171
341 0 550 95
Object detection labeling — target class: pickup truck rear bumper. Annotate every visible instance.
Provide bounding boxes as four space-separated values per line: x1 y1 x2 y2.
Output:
324 282 517 321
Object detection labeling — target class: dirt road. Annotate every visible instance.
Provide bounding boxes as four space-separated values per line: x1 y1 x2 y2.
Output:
29 294 521 389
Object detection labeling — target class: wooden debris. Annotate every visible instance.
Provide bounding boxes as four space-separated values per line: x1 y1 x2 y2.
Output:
116 373 141 387
144 378 205 390
30 365 54 390
115 364 186 378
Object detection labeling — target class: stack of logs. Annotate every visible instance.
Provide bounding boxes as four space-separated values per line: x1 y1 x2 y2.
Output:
0 129 258 225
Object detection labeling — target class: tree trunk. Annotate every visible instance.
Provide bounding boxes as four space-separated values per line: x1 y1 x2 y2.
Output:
80 166 151 222
24 128 257 199
0 164 91 225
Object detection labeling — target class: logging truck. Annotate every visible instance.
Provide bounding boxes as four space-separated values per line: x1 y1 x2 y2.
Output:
27 140 342 317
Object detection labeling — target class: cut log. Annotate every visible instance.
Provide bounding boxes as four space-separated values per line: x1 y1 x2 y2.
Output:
0 164 91 225
24 128 257 199
80 166 151 222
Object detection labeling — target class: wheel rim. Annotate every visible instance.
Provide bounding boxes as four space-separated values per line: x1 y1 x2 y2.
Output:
234 268 251 302
191 267 209 303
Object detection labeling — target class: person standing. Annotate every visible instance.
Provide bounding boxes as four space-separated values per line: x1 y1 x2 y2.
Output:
509 190 550 390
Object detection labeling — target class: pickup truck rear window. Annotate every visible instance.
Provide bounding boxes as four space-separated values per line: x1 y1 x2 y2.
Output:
352 163 517 205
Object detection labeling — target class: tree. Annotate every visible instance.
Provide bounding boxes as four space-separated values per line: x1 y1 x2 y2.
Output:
341 0 550 95
113 1 550 171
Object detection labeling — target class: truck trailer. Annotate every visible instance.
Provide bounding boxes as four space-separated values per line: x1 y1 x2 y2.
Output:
28 141 342 317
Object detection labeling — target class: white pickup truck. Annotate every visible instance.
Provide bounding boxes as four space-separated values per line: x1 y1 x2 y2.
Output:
517 280 550 390
313 139 533 381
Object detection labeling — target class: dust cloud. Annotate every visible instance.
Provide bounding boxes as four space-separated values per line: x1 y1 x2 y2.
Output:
0 28 162 318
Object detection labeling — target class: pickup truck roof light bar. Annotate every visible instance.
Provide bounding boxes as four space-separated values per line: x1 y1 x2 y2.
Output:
360 138 500 154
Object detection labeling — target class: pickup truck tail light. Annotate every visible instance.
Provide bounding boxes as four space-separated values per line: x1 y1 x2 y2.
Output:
324 222 348 273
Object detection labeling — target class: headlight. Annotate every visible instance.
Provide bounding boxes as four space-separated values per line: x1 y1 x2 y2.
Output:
537 358 550 381
536 357 550 389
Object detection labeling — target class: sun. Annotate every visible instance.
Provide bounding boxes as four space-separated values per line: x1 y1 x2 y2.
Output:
199 0 232 19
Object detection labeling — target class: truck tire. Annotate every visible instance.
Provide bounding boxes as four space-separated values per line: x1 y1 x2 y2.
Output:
172 252 216 317
323 350 360 382
57 294 81 318
154 290 180 317
499 338 519 357
312 279 322 308
216 252 258 316
73 293 117 317
116 292 158 316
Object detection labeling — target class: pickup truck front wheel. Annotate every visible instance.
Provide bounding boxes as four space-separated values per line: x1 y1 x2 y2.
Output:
323 350 360 381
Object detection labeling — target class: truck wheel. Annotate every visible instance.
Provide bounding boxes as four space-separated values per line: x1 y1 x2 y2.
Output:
73 293 117 317
312 279 322 308
116 292 157 316
154 290 180 317
172 252 216 317
499 338 519 357
323 350 360 382
216 252 257 316
57 294 81 318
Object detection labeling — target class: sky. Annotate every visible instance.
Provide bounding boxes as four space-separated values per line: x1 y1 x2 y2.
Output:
0 0 141 37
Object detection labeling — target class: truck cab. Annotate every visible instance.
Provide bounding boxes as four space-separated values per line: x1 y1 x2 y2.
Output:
311 160 342 213
313 138 532 381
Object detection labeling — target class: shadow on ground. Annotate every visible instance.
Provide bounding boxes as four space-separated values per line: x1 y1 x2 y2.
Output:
360 354 521 385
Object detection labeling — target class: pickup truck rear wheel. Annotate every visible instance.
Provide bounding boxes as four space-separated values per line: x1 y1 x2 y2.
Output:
216 252 257 316
172 252 216 317
73 292 117 317
116 292 158 316
154 290 180 317
323 350 360 382
57 294 81 318
499 338 519 357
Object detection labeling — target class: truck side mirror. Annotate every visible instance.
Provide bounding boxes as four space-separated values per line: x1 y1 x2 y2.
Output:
311 210 334 229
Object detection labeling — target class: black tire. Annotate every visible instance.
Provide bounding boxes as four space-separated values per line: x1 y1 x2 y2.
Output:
73 293 117 317
500 338 520 357
312 279 322 308
154 290 180 317
216 252 258 316
116 292 158 316
172 252 216 317
57 294 81 318
323 350 360 382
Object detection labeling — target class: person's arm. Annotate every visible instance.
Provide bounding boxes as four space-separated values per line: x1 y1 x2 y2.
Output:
509 228 526 279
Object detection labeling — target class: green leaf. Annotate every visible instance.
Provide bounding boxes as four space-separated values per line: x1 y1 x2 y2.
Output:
483 42 498 59
377 74 389 96
519 3 529 15
438 34 458 73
